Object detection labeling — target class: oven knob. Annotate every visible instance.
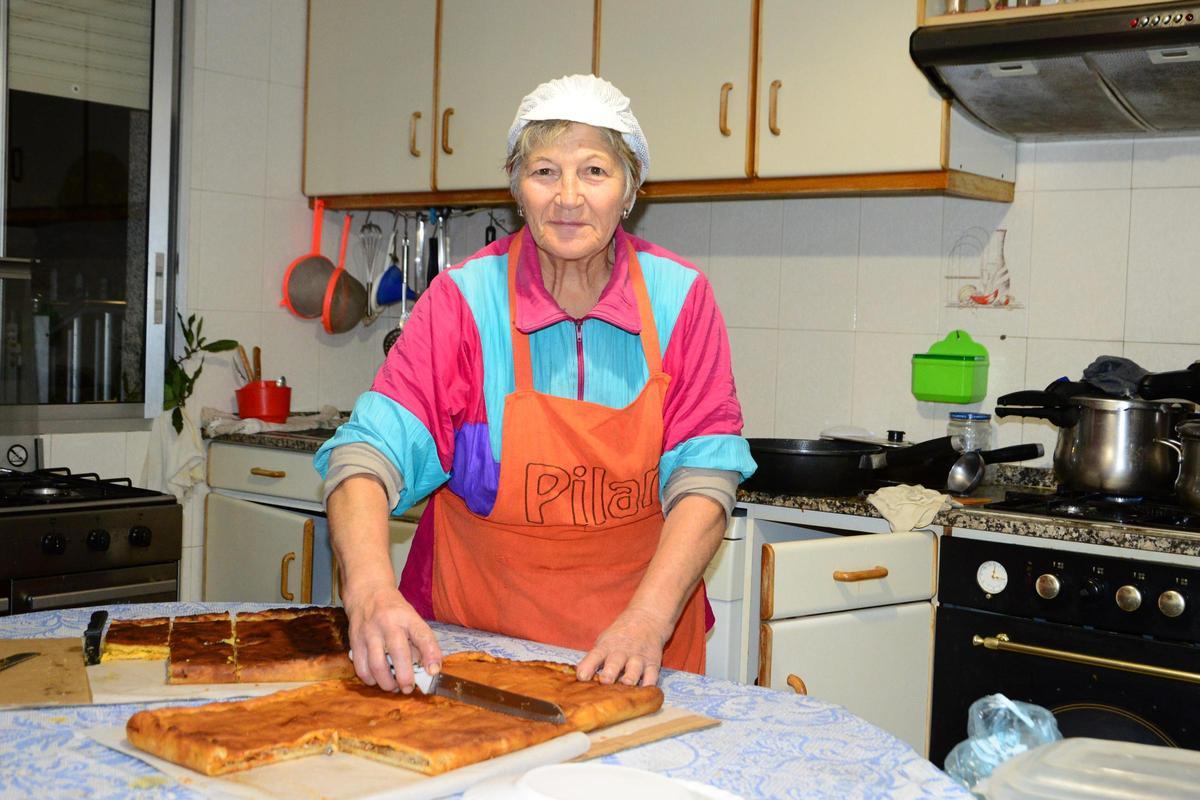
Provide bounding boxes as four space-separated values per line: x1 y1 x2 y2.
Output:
1035 574 1061 600
129 525 152 547
41 533 66 555
1116 585 1143 612
1080 577 1106 604
86 528 111 551
1158 590 1186 618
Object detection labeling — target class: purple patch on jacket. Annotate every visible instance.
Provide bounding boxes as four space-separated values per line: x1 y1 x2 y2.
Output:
448 422 500 516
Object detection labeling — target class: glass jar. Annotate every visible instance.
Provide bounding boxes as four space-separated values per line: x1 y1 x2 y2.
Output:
947 412 994 452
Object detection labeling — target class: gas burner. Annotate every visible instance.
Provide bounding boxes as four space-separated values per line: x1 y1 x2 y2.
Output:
991 490 1200 532
0 467 175 512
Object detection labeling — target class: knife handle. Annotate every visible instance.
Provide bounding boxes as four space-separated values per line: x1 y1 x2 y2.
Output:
348 649 435 693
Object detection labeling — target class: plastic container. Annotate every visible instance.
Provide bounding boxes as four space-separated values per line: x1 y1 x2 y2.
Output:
981 737 1200 799
912 330 990 404
235 380 292 423
947 412 994 452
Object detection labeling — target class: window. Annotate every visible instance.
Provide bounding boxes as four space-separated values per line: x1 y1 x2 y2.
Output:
0 0 177 428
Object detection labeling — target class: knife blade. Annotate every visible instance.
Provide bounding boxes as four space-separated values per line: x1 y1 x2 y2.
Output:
0 652 39 673
415 666 567 725
348 650 567 724
82 610 107 666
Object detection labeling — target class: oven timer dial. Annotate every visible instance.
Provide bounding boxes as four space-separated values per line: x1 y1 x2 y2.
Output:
87 529 111 551
41 533 66 555
976 560 1008 595
129 526 152 547
1158 590 1186 618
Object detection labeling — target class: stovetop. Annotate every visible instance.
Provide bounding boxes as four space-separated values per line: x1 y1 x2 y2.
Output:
0 467 177 512
989 490 1200 533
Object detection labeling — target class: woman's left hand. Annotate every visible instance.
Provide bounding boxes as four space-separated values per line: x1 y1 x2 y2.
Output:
576 607 673 687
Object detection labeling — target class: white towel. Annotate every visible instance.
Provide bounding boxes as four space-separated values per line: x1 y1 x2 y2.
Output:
199 404 345 438
141 408 205 502
867 484 949 533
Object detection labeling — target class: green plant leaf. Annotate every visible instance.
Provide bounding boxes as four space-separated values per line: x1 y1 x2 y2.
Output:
172 407 183 434
202 339 240 353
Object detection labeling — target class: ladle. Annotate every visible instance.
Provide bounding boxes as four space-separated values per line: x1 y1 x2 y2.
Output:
382 216 412 355
946 443 1045 495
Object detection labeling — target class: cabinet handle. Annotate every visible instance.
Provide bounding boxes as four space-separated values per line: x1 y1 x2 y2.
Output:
974 633 1200 685
409 111 422 157
280 552 296 601
718 82 733 137
786 674 808 695
441 107 455 155
768 80 782 136
832 565 889 582
250 467 286 478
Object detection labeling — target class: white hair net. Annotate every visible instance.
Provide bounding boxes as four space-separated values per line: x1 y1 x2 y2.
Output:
507 74 650 186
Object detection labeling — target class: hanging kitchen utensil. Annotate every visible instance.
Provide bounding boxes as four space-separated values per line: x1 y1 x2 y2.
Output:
946 443 1044 495
382 217 412 355
408 213 428 296
424 208 441 290
321 215 368 334
281 199 336 319
373 225 405 308
359 215 386 325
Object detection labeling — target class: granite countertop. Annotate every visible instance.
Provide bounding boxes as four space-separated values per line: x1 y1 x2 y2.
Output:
739 464 1200 558
215 431 1200 558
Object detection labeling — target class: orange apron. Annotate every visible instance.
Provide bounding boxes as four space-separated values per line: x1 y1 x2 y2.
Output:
431 236 707 673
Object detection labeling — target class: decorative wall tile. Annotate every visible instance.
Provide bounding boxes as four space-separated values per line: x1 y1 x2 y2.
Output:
851 332 940 441
47 433 126 478
265 83 305 199
198 71 268 195
628 201 712 267
261 198 313 312
195 192 266 312
1122 342 1200 374
125 431 152 485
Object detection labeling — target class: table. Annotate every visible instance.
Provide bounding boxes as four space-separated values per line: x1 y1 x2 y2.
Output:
0 603 971 799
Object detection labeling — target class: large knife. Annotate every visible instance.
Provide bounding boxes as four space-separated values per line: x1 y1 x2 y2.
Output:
414 665 567 725
0 652 39 673
349 651 567 725
82 610 108 666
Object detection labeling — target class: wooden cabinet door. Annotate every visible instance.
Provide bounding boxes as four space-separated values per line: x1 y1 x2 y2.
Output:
597 0 752 181
435 0 593 191
756 0 943 177
204 493 318 604
305 0 436 195
761 601 933 756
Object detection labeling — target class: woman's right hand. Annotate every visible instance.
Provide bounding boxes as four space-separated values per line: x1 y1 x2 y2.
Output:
343 579 443 693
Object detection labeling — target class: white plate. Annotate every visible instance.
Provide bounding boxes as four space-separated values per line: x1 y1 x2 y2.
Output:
462 764 742 800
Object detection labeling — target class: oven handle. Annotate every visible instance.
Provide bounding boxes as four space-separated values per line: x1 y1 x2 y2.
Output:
24 579 178 611
974 632 1200 685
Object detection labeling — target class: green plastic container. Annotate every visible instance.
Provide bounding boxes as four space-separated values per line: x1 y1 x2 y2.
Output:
911 330 989 404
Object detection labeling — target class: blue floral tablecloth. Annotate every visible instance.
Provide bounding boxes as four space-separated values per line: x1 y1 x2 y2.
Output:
0 604 969 799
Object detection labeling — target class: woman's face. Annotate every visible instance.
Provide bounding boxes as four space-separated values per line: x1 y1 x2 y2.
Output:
517 123 627 266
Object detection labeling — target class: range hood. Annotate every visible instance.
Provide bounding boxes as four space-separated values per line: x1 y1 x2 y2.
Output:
911 2 1200 138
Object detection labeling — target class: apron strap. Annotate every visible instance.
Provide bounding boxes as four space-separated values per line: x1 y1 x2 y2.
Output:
506 233 663 392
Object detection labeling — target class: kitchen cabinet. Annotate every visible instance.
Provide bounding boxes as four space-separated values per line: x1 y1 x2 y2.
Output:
434 0 593 191
204 440 421 605
304 0 437 197
305 0 1013 210
733 504 937 757
596 0 753 182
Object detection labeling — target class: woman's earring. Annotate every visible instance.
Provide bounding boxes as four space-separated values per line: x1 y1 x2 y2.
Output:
517 207 524 218
622 208 630 220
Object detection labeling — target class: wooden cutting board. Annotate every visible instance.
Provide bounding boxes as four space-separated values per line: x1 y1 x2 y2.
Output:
0 638 92 707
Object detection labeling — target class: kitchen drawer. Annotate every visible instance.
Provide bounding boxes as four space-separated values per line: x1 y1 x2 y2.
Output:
208 442 324 504
761 530 936 620
758 601 933 755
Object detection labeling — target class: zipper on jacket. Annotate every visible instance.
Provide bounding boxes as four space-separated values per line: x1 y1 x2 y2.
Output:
574 319 585 401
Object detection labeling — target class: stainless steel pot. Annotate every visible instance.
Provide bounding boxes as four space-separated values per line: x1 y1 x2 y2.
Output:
1156 419 1200 509
1053 397 1194 495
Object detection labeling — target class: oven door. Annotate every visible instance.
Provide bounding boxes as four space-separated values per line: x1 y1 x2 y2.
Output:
9 562 179 613
930 605 1200 767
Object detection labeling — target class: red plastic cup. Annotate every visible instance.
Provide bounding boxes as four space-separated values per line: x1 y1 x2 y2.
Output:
235 380 292 423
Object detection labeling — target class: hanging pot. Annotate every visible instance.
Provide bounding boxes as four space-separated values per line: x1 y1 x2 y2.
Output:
321 215 368 334
281 199 335 319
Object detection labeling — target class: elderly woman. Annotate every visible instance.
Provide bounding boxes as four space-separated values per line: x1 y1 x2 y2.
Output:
316 74 754 692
